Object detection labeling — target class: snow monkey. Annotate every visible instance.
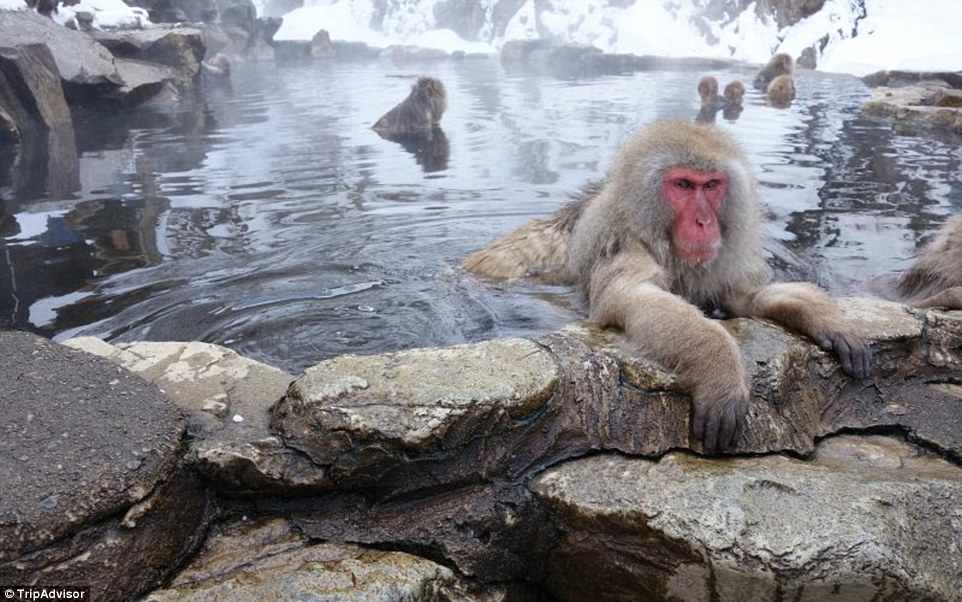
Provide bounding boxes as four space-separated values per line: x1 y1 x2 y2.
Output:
753 52 794 91
766 74 796 108
371 76 447 137
895 214 962 309
723 81 746 107
697 76 725 110
201 53 232 77
463 121 872 452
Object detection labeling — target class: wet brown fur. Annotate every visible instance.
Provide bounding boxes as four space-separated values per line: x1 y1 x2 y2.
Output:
753 52 793 91
896 214 962 309
372 77 447 137
723 81 745 106
766 74 796 107
464 120 871 452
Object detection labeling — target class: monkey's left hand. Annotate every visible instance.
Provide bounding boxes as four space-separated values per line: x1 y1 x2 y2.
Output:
813 329 872 380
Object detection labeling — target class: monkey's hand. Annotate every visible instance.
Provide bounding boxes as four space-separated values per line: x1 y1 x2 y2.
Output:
812 327 872 380
688 352 750 454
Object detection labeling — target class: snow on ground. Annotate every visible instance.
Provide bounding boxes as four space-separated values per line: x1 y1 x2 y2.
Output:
3 0 958 77
817 0 962 75
274 0 962 77
0 0 148 27
51 0 150 30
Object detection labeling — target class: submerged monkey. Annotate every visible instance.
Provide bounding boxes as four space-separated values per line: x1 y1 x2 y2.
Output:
464 120 871 452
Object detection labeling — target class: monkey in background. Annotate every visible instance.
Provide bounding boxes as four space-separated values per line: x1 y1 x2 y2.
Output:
766 74 796 108
894 214 962 309
697 76 726 110
372 77 447 137
696 77 744 123
723 81 745 106
753 53 793 91
464 120 871 452
201 53 232 77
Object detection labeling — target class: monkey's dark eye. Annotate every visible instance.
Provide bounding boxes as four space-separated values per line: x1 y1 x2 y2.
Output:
705 179 719 189
676 179 693 189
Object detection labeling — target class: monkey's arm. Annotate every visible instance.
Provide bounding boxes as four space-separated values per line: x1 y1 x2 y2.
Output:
725 282 872 378
912 287 962 310
589 252 749 452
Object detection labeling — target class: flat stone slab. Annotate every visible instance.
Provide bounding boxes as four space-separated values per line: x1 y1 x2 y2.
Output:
863 82 962 136
0 331 185 561
64 337 292 436
272 338 559 465
62 337 322 494
144 518 506 601
0 9 121 87
531 435 962 602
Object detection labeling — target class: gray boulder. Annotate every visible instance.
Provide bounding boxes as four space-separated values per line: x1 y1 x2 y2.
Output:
144 518 508 601
0 331 211 602
531 434 962 602
92 26 205 84
0 43 72 137
0 9 122 89
863 80 962 136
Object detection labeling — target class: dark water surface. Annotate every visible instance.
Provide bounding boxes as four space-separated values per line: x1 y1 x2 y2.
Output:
1 60 960 373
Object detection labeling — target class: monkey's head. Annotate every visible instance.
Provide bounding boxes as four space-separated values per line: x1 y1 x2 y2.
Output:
697 76 718 103
413 77 447 121
723 81 745 105
773 53 793 73
767 75 795 107
611 121 757 267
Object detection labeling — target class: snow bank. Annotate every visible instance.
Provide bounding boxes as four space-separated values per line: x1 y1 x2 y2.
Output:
272 0 962 77
51 0 150 30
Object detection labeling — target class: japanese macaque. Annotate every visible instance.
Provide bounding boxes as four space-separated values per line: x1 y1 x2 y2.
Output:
464 121 871 452
201 53 232 77
766 74 796 108
697 77 745 123
894 214 962 309
753 52 793 91
697 76 725 110
723 81 746 107
722 80 746 119
371 77 447 137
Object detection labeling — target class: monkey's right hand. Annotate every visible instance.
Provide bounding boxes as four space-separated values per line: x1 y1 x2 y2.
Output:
690 375 749 454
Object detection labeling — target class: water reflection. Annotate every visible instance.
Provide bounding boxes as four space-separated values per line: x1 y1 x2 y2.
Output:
0 61 959 373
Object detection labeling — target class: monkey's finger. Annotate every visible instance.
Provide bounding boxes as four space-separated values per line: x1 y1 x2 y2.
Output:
692 403 711 452
718 408 738 452
833 336 855 376
814 335 833 351
859 343 873 379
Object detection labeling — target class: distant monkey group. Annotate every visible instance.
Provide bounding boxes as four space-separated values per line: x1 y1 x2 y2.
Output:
696 76 745 122
756 53 796 107
697 51 796 117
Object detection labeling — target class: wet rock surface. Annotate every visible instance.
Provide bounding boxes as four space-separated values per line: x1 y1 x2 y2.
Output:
862 77 962 137
0 9 122 90
62 338 312 494
531 435 962 602
91 27 205 84
10 300 962 600
145 518 507 601
0 330 211 601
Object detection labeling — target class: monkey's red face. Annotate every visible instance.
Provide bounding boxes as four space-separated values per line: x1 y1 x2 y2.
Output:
662 167 726 263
